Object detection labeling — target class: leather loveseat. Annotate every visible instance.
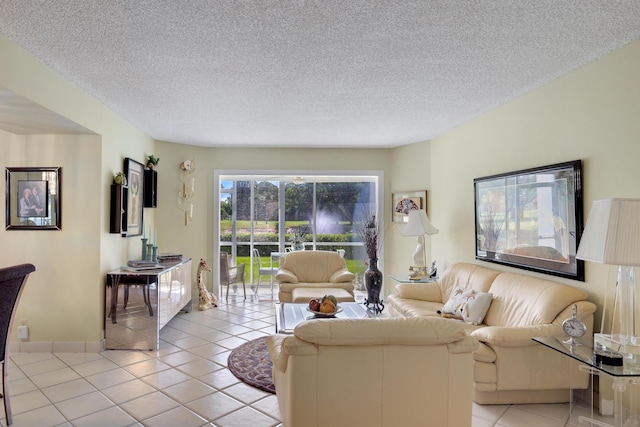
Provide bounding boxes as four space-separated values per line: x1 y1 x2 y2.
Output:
267 317 478 427
387 262 597 404
276 250 355 302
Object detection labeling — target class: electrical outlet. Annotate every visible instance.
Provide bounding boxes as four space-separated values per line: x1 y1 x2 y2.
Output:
17 325 28 339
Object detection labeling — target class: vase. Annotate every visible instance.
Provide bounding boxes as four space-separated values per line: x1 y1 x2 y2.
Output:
292 242 305 251
364 258 384 312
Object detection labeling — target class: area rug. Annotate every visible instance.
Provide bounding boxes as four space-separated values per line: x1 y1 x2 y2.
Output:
227 336 275 394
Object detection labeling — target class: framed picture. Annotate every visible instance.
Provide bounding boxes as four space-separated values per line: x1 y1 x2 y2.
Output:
5 167 61 230
123 158 144 237
392 190 427 223
474 160 584 281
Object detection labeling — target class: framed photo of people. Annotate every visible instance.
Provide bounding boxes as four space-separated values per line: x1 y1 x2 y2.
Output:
5 167 61 230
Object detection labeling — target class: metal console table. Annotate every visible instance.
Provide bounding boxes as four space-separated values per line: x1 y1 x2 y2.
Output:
105 258 192 350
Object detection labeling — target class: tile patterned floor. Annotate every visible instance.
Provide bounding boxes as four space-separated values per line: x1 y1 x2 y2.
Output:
1 287 603 426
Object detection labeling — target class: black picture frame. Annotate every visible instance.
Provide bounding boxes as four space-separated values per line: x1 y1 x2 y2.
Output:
123 158 144 237
6 167 61 230
474 160 584 281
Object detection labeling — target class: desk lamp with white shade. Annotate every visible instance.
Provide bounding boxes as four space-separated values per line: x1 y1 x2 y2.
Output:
401 209 439 278
576 198 640 365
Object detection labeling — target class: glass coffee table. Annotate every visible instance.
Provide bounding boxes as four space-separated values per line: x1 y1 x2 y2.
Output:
275 302 377 334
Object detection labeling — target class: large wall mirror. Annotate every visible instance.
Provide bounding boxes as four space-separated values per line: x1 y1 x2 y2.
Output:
474 160 584 281
5 167 61 230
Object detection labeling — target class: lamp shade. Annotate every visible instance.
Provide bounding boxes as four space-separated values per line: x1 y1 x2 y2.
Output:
401 210 439 236
576 198 640 266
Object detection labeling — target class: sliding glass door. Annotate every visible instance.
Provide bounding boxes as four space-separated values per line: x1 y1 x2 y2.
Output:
217 173 381 286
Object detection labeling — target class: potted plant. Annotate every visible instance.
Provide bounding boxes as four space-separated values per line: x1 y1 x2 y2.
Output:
113 172 127 186
146 155 160 170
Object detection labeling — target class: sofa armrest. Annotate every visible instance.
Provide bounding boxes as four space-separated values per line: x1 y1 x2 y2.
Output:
395 282 443 302
471 324 563 347
267 334 318 373
276 268 298 284
329 268 355 283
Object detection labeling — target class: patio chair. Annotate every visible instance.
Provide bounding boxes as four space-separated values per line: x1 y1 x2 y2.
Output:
220 253 246 300
252 248 278 296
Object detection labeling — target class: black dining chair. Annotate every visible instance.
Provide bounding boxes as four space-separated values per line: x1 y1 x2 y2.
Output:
0 263 36 426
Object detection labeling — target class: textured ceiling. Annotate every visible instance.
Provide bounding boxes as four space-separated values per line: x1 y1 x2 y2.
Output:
1 1 640 148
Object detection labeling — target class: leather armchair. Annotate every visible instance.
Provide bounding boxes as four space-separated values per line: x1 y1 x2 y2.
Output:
267 317 478 427
276 250 355 302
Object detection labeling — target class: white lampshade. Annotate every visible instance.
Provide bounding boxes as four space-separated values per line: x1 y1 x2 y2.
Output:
576 198 640 266
401 210 439 236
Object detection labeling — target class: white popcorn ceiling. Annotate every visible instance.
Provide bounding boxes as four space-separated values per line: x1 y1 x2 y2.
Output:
1 1 639 148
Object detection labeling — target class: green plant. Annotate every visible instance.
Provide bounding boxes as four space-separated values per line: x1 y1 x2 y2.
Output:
113 172 127 185
147 155 160 166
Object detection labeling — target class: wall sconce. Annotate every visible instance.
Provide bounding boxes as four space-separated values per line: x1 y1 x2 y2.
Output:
177 160 195 225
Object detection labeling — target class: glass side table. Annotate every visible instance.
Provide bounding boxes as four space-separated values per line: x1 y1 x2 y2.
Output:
533 336 640 427
389 274 437 284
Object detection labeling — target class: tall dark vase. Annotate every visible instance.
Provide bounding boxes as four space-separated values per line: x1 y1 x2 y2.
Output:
364 258 384 313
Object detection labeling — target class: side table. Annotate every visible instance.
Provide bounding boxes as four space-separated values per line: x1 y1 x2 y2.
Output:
533 336 640 427
389 274 438 284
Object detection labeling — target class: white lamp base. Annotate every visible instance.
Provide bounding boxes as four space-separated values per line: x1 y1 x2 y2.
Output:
412 235 426 268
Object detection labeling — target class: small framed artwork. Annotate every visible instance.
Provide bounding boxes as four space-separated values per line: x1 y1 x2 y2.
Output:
123 158 144 237
392 190 427 223
5 167 61 230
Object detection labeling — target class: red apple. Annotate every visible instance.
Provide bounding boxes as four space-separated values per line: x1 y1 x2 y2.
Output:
309 298 321 312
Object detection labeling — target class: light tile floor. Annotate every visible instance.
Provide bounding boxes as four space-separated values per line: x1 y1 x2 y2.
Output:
1 287 606 427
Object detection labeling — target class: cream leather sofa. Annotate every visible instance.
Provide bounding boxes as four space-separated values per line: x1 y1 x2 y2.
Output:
267 317 478 427
276 250 355 302
388 262 597 404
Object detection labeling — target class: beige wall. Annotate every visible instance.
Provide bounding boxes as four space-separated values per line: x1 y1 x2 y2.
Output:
2 30 640 346
0 34 155 349
387 140 432 286
0 131 102 344
426 39 640 327
153 141 392 296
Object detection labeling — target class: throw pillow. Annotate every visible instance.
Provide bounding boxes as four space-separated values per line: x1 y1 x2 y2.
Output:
438 287 493 325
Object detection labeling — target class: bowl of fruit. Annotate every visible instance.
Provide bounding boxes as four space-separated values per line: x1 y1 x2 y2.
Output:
306 294 342 318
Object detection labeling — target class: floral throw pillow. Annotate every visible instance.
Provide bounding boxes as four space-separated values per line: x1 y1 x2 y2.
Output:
438 287 493 325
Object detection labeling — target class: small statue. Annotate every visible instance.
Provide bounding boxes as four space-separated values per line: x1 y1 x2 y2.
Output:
428 260 437 278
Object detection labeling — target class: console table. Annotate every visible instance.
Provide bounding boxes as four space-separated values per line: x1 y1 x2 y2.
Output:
105 258 192 350
533 336 640 427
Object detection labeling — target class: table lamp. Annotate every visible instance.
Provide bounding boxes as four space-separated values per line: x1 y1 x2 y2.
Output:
401 210 439 276
576 198 640 360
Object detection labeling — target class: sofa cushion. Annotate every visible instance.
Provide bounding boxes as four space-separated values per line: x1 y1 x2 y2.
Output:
277 250 352 283
439 287 493 325
483 272 589 327
386 294 443 317
279 281 355 294
438 263 500 302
